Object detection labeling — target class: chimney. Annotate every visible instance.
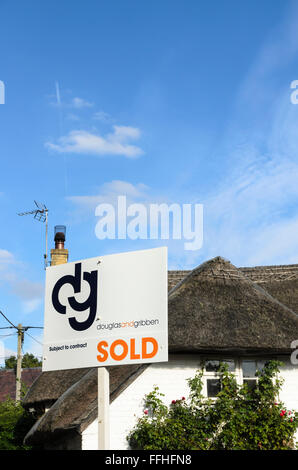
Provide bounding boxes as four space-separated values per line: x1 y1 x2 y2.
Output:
50 225 69 266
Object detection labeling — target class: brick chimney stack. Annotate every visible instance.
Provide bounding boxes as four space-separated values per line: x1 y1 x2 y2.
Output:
50 225 68 266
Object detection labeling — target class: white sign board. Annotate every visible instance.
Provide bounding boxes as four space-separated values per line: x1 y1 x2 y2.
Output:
42 247 168 371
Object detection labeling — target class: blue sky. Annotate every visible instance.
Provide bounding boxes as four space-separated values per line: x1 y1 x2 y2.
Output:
1 0 298 360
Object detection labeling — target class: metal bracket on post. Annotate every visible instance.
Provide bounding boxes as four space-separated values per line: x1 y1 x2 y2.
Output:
98 367 110 450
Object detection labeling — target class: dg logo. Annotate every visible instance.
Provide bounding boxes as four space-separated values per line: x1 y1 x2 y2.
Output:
51 263 98 331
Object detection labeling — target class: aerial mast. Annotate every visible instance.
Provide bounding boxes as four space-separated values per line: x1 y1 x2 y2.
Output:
18 200 49 269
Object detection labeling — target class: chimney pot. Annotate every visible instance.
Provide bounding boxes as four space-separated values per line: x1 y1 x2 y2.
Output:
51 225 68 266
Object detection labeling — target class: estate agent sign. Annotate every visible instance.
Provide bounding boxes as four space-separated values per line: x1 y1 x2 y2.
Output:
42 247 168 372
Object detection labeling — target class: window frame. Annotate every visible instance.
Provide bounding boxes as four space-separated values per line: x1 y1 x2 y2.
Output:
200 357 267 399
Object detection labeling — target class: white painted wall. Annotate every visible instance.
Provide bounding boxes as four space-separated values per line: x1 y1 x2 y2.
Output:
278 357 298 412
82 354 298 450
82 354 200 450
278 357 298 445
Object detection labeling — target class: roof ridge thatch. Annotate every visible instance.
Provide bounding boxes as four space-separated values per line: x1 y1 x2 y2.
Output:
168 256 298 354
240 262 298 270
169 256 248 295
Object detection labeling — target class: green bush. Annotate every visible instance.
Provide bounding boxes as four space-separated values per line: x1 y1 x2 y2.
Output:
127 360 298 450
0 398 36 450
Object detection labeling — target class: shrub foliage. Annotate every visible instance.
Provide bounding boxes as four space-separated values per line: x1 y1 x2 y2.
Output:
0 397 36 450
127 361 298 450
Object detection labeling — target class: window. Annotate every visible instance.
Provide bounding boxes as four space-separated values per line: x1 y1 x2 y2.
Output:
205 359 235 373
242 360 264 391
206 378 221 397
202 359 235 398
201 358 265 398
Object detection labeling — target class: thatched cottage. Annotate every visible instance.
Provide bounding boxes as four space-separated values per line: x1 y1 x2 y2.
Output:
23 256 298 450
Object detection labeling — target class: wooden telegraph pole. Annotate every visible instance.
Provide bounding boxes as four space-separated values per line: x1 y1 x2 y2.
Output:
16 324 23 402
0 311 43 402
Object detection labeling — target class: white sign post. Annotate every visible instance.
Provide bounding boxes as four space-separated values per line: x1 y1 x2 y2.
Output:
42 247 168 449
98 367 110 450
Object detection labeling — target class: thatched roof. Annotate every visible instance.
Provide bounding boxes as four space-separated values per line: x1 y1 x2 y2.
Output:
168 270 190 291
240 264 298 314
169 263 298 310
23 256 298 447
24 364 147 446
168 257 298 354
23 368 93 407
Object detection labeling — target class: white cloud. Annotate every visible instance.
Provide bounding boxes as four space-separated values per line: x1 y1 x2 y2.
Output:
93 110 112 122
0 249 16 265
198 156 298 266
68 180 150 209
49 86 93 109
46 126 144 158
112 126 141 141
47 86 142 157
64 5 298 269
71 97 94 109
23 298 43 314
102 180 149 198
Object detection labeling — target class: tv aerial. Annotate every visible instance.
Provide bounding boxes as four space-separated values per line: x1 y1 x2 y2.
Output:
18 201 49 269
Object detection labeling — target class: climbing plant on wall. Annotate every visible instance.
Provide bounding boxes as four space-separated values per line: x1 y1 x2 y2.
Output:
127 361 298 450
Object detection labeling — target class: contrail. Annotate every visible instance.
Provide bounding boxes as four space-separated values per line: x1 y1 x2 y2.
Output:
55 81 61 107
